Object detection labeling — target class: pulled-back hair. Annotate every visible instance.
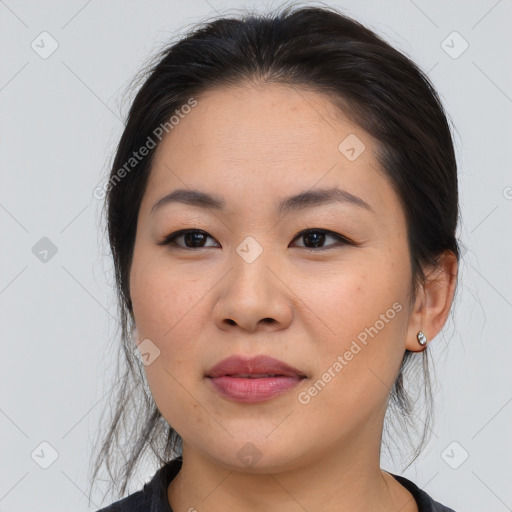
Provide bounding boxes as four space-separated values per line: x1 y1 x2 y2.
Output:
89 2 460 504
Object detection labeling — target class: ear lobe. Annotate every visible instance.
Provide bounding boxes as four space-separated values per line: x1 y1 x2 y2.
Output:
405 286 428 353
405 251 458 352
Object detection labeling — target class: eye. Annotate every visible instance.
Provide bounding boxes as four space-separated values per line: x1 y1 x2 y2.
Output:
157 229 219 249
290 228 352 250
158 228 352 251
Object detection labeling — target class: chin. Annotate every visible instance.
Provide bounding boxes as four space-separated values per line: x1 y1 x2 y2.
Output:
201 436 307 474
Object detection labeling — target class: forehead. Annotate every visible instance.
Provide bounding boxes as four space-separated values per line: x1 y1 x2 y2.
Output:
142 83 397 221
155 83 369 164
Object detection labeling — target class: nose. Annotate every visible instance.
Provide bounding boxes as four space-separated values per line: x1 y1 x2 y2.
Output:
212 245 293 333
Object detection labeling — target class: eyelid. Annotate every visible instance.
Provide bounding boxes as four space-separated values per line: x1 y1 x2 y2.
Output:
291 228 354 247
157 229 219 248
158 227 355 250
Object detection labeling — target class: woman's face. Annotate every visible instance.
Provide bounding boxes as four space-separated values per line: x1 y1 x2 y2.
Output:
129 83 420 471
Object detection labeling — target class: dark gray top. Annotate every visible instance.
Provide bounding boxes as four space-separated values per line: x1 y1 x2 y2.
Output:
95 457 457 512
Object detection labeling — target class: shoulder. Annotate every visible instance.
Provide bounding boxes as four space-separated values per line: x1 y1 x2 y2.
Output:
390 473 458 512
93 458 182 512
94 490 148 512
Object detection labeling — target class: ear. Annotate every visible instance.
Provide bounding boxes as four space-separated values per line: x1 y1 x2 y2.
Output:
405 250 458 352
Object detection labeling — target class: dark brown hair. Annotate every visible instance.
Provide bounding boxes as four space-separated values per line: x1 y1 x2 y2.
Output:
89 1 460 505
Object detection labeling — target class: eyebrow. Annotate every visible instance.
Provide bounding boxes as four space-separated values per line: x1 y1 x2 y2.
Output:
150 187 373 216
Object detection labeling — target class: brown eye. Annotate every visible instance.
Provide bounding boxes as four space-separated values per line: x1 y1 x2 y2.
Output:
158 228 352 251
158 229 219 249
291 229 351 250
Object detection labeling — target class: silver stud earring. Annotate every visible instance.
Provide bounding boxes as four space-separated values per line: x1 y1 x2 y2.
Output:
417 330 427 346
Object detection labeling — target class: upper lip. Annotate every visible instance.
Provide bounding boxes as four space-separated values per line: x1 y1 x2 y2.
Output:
206 355 307 378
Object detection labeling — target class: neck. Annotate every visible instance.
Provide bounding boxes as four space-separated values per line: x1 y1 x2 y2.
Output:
167 416 417 512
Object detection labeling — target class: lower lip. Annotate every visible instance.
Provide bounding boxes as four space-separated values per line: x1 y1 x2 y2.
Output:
208 375 304 403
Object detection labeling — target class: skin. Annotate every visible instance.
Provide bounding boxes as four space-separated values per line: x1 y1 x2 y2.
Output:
129 82 458 512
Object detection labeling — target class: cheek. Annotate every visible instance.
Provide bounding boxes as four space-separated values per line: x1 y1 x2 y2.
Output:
297 259 409 406
144 360 208 445
296 300 407 441
130 250 208 341
295 262 393 345
131 262 209 435
130 257 209 400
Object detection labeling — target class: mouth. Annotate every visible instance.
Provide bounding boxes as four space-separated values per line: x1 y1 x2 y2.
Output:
206 355 307 403
206 354 307 379
222 373 295 378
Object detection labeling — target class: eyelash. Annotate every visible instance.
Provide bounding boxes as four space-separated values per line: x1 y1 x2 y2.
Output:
157 228 354 251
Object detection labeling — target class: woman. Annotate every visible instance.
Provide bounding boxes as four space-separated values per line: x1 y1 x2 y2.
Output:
90 3 459 511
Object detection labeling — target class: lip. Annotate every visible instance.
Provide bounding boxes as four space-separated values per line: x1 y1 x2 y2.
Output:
206 355 307 403
206 355 306 378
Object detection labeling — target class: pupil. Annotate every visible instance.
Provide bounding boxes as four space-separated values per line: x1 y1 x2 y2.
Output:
305 232 324 248
185 232 205 247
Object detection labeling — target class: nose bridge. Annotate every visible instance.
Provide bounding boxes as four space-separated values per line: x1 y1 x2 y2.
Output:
230 233 277 297
235 233 268 265
213 233 292 330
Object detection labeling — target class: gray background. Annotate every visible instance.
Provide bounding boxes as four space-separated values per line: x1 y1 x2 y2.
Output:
1 0 511 510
